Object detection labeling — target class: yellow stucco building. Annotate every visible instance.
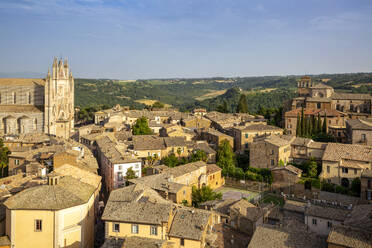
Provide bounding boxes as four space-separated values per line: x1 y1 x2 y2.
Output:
4 172 100 248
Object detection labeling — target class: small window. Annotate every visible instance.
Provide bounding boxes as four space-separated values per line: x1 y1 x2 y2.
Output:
317 103 321 109
118 165 122 170
180 238 185 246
245 133 248 139
183 190 186 195
342 168 348 174
271 150 274 155
354 169 357 175
113 223 120 232
15 159 19 165
35 219 42 232
245 143 248 149
271 160 274 166
362 134 366 142
368 179 371 189
327 166 330 173
327 221 332 229
150 226 158 236
13 92 16 104
312 218 317 225
131 224 139 234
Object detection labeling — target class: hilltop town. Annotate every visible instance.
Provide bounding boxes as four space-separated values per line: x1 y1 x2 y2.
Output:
0 59 371 248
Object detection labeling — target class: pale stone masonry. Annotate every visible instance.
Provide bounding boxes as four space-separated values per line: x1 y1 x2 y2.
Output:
0 58 74 139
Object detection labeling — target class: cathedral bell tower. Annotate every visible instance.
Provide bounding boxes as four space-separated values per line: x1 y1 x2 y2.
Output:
44 58 74 139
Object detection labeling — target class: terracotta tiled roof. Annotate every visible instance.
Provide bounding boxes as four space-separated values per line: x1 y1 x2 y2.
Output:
0 78 45 86
305 204 350 221
168 208 211 241
206 164 221 175
248 219 326 248
332 92 371 100
327 225 372 248
322 143 372 162
4 176 96 210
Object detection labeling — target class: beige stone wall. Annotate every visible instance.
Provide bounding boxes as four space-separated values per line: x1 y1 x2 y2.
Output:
0 85 44 106
250 142 290 169
321 160 371 185
0 111 44 135
106 222 166 240
360 176 372 204
331 99 371 114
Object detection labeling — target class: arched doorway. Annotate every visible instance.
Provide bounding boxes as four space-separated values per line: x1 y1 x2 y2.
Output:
341 178 349 188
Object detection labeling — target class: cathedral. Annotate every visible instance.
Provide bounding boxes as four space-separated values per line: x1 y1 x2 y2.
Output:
0 58 74 139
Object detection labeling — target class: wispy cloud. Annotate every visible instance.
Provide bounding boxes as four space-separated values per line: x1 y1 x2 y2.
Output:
309 12 369 31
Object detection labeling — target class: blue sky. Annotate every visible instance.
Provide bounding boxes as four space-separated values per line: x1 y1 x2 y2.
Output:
0 0 372 79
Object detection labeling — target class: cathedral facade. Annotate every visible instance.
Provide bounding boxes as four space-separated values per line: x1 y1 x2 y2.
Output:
0 58 74 139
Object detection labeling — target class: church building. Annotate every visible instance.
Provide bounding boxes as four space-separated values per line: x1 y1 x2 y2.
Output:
0 58 74 139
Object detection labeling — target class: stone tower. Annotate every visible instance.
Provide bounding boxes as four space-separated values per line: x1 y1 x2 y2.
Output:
44 58 74 139
297 76 313 97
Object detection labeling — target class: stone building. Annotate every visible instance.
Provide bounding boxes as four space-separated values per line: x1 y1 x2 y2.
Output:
361 169 372 204
0 58 74 139
346 118 372 145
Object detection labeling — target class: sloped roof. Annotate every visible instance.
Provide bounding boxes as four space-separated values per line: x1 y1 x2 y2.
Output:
102 184 172 224
168 208 211 241
4 176 95 210
347 119 372 130
305 204 350 221
327 225 372 248
344 204 372 232
0 78 45 86
311 83 333 89
168 161 206 178
206 164 221 175
322 143 372 162
332 92 371 100
248 220 326 248
133 135 165 150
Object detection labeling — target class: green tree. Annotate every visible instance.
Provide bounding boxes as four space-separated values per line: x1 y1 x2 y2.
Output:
305 117 310 136
301 108 305 137
216 100 229 113
236 94 248 113
296 113 301 137
191 186 222 207
152 101 165 109
132 116 153 135
313 115 319 135
309 116 313 136
279 159 285 166
125 167 137 179
190 150 207 162
162 153 179 167
0 139 9 178
317 113 322 134
216 140 236 176
146 154 159 167
176 147 182 158
308 160 318 178
322 113 328 134
351 178 361 197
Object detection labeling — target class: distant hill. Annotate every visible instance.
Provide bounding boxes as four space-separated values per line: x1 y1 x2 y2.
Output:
74 72 372 113
0 72 44 78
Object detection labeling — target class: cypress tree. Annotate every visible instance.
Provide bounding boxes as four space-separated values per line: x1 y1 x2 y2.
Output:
296 113 301 137
301 108 305 137
305 117 309 137
309 116 313 137
322 113 328 133
317 113 322 135
311 115 316 136
236 94 248 113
